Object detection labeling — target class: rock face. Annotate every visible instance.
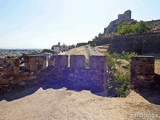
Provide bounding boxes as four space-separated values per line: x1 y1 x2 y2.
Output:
108 32 160 54
104 10 132 34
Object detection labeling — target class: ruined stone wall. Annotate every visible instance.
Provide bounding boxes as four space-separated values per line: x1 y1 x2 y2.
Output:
131 56 155 90
24 55 47 74
108 32 160 54
0 58 21 90
0 55 47 91
104 10 132 34
49 55 106 93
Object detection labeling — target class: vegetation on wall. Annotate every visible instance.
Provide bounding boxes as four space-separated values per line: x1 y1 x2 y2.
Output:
118 21 151 35
105 51 137 97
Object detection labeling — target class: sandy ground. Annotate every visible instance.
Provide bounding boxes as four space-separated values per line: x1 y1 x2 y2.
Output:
92 44 110 55
0 46 160 120
0 87 160 120
61 46 90 66
63 46 90 58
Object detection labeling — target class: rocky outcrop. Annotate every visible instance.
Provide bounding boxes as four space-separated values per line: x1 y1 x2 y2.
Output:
104 10 132 34
108 32 160 54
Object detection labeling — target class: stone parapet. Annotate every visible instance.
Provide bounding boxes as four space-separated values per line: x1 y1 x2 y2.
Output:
49 55 106 94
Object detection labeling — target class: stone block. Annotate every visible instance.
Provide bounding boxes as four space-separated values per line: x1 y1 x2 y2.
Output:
70 55 85 68
131 56 155 90
24 55 47 72
55 55 68 68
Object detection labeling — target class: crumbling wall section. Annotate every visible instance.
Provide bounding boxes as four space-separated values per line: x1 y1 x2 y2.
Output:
0 55 47 91
24 55 47 74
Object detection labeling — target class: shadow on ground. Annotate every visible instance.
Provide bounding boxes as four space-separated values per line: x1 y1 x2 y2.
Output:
40 79 105 97
0 79 105 101
1 80 160 104
0 85 40 101
136 89 160 105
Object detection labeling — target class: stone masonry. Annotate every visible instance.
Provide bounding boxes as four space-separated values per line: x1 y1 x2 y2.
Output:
0 55 47 91
108 32 160 54
131 56 155 90
24 55 47 74
48 55 107 94
1 54 160 93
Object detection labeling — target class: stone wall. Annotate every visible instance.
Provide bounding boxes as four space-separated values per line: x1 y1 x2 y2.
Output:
108 32 160 54
131 56 155 90
97 37 112 46
0 55 106 93
0 55 47 91
24 55 47 74
0 58 22 90
49 55 106 94
1 54 160 93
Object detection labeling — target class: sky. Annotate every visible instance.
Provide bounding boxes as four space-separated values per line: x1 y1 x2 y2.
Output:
0 0 159 49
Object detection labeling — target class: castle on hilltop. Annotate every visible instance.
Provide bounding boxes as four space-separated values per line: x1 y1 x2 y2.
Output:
103 10 133 35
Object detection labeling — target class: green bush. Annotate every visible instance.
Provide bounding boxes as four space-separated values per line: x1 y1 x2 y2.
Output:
27 53 37 55
105 51 137 97
118 21 151 35
114 71 131 97
88 36 98 46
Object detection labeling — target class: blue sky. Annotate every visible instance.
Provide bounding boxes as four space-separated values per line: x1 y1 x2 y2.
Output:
0 0 159 49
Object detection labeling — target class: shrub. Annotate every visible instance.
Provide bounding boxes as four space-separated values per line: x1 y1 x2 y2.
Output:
88 36 98 46
105 51 137 97
118 21 151 35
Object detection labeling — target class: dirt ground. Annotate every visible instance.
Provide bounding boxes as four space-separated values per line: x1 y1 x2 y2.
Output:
0 87 160 120
0 46 160 120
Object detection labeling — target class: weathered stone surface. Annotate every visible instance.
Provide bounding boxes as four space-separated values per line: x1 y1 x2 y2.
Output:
29 75 37 80
131 56 155 90
19 81 26 86
108 32 160 54
24 55 47 73
49 55 107 93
